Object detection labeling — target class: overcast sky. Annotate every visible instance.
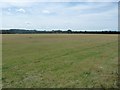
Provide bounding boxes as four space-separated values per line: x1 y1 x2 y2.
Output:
0 0 119 31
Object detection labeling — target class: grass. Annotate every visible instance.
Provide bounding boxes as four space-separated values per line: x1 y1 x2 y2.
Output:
2 34 118 88
0 34 2 89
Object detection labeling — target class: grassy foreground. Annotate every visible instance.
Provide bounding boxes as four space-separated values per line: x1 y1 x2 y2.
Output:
0 34 2 89
2 34 118 88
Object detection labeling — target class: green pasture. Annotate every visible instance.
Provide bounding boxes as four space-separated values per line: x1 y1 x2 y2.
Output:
2 34 118 88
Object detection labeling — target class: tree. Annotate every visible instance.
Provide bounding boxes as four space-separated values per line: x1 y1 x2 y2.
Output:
67 29 72 33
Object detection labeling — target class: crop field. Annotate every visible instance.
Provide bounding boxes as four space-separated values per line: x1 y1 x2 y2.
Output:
2 34 118 88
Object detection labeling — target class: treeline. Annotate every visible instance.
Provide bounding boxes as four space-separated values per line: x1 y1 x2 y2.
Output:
0 29 119 34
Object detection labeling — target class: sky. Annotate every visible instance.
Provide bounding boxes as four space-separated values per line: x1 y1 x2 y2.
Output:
0 0 119 31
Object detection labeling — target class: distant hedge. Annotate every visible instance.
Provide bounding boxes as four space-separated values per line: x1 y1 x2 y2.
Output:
0 29 119 34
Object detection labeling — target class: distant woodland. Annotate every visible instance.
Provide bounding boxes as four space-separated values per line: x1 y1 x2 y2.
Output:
0 29 119 34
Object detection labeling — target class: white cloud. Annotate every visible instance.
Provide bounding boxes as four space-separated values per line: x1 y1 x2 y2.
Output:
0 1 37 8
1 0 38 2
16 8 26 13
1 2 118 30
0 0 119 9
0 0 119 2
42 10 51 14
25 21 31 25
0 0 119 7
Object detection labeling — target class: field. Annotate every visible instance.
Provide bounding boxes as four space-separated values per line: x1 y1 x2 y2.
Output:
0 34 2 89
2 34 118 88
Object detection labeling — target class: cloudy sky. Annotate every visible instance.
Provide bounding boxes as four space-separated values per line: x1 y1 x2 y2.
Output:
0 0 119 31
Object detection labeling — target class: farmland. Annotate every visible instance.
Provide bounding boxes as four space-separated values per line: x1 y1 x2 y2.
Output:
2 34 118 88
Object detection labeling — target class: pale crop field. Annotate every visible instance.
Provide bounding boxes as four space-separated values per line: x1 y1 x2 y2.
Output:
2 34 118 88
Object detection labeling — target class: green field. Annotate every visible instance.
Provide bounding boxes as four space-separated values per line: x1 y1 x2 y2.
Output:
2 34 118 88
